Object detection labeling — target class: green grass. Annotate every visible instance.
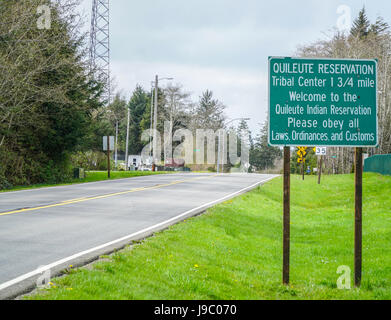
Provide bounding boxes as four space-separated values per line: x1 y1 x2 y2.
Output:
28 173 391 300
1 171 169 193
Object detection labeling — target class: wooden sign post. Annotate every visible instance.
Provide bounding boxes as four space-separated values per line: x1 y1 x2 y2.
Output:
283 146 291 285
107 135 111 179
318 156 323 185
315 147 327 185
355 147 363 287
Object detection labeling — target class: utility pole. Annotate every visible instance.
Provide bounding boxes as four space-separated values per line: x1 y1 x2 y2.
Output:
115 120 118 168
152 75 158 172
217 130 221 173
150 84 154 159
150 76 173 172
125 108 130 171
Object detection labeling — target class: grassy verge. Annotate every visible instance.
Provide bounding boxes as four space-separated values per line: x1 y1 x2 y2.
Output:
2 171 170 193
28 173 391 300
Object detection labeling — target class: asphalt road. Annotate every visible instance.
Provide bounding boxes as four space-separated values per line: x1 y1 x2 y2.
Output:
0 173 276 298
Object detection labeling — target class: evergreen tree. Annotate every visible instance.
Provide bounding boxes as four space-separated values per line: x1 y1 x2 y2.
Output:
250 121 281 171
140 91 153 132
236 119 251 159
350 7 370 39
193 90 226 131
127 86 149 154
369 17 389 36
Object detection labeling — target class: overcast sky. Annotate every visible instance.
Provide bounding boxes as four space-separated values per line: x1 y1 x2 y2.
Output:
78 0 391 134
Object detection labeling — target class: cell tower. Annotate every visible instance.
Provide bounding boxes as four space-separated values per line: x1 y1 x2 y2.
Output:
90 0 110 103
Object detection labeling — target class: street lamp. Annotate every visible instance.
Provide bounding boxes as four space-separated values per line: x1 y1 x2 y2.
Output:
217 117 251 174
151 75 174 171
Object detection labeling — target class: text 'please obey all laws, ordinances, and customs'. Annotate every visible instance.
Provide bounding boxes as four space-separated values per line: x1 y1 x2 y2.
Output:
268 57 378 147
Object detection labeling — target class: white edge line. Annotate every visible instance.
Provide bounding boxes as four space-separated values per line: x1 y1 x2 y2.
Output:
0 175 277 292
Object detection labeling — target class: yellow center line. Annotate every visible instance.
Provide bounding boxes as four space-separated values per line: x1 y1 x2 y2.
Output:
61 197 88 203
0 175 218 217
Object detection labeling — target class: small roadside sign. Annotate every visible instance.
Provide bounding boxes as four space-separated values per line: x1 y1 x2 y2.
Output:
103 136 115 151
315 147 327 156
103 136 114 179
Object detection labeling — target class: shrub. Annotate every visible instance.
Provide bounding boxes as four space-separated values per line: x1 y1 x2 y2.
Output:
70 151 112 171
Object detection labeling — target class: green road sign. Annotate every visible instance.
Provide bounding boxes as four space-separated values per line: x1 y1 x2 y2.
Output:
268 57 378 147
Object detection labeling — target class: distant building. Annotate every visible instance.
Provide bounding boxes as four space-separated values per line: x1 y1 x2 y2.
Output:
128 155 141 170
128 155 153 171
